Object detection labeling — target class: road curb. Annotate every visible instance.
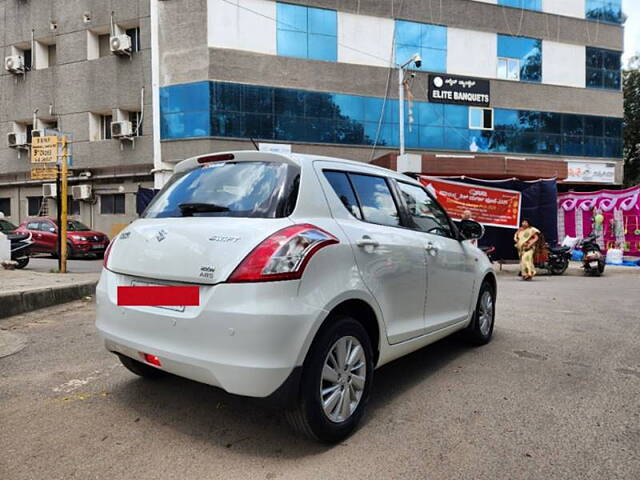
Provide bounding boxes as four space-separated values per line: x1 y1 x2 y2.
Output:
0 281 98 319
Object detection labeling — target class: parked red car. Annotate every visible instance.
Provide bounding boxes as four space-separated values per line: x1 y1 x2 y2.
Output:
17 217 110 258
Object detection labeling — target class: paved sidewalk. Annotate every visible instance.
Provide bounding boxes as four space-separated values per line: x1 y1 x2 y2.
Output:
0 268 99 319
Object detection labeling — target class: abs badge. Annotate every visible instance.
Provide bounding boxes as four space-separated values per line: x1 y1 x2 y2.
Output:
199 266 215 280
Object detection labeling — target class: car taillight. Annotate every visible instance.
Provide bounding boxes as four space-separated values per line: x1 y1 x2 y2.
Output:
103 239 114 269
228 224 339 283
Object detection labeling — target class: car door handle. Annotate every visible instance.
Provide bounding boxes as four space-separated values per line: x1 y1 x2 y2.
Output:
357 236 379 248
425 241 439 255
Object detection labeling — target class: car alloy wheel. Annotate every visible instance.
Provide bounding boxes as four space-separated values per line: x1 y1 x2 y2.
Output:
478 290 494 337
320 335 367 423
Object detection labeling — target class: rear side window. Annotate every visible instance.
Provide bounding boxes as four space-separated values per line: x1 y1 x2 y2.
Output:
397 182 453 238
323 171 362 220
348 174 400 227
144 161 300 219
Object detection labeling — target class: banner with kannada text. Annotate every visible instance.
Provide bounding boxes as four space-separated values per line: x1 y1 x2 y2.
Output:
419 177 521 229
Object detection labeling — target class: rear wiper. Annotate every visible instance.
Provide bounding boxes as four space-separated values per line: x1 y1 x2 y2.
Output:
178 202 230 216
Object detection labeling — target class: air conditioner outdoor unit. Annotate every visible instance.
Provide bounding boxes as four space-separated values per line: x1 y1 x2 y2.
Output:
31 129 45 139
72 184 92 201
43 183 57 198
111 120 133 138
4 55 25 73
7 132 28 148
110 34 132 55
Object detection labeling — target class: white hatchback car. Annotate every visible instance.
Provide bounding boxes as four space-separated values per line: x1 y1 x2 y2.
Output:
96 150 496 442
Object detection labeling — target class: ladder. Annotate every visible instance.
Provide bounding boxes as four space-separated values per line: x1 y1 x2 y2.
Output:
38 196 49 217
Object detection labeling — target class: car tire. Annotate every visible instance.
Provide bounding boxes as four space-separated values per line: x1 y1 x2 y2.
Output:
465 281 495 346
15 257 29 269
117 354 165 379
286 316 374 443
66 242 75 260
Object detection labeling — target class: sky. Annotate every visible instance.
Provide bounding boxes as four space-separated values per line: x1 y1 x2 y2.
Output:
623 0 640 66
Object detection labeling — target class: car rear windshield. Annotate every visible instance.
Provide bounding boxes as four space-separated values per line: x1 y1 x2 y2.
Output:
143 161 300 219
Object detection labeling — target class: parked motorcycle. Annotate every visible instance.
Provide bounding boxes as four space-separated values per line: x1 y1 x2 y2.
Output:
7 231 33 269
579 233 605 276
536 244 572 275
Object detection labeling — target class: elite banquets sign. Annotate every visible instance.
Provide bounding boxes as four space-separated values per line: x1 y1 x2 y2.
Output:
419 177 521 229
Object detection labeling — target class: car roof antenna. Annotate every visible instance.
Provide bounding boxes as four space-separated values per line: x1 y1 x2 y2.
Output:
249 138 259 151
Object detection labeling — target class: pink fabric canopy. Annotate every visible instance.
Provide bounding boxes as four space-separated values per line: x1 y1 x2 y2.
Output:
558 185 640 256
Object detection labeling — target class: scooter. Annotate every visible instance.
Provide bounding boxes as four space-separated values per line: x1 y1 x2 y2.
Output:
7 231 33 269
536 244 572 275
579 233 605 277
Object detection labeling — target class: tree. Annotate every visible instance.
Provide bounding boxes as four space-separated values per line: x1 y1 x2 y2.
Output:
623 56 640 187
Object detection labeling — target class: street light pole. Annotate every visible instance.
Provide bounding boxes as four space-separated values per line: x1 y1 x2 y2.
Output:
397 53 422 157
398 67 405 156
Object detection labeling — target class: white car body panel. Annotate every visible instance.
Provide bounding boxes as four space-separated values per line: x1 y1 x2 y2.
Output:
96 150 495 399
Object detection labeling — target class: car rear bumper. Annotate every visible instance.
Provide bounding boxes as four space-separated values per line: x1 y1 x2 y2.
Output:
95 269 321 398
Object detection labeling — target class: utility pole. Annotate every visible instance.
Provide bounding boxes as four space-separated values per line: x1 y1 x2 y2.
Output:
59 136 68 274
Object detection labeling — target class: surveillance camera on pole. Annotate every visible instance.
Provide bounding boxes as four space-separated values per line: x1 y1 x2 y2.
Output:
398 53 422 156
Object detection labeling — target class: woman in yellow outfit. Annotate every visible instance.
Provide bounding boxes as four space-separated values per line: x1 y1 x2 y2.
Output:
514 219 540 280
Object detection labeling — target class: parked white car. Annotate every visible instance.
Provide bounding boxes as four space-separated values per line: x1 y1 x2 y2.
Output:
96 150 496 442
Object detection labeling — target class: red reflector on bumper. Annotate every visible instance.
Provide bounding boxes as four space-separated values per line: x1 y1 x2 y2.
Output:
117 286 200 306
143 353 162 367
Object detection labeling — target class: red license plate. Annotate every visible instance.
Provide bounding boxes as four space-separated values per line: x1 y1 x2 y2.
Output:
117 286 200 306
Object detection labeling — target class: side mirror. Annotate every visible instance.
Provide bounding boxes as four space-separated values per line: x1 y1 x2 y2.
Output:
49 227 56 233
459 219 484 240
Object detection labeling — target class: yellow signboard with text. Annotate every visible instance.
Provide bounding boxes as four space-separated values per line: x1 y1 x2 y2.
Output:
30 165 58 180
31 136 59 164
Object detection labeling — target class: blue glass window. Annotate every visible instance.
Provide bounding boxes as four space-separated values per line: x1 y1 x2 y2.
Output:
498 0 541 11
395 20 447 72
276 3 337 62
585 0 622 24
497 35 542 83
586 47 621 90
160 81 623 159
160 81 211 138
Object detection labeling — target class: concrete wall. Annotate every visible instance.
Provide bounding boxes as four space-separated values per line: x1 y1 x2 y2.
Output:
0 0 152 233
208 0 277 56
543 0 585 19
338 12 394 67
542 40 586 88
447 28 497 79
158 0 209 86
0 0 152 182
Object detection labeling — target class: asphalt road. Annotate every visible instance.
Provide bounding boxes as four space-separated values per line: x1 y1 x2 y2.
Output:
1 267 639 479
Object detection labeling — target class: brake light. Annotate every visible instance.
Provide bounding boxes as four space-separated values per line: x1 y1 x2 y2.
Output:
228 224 339 283
197 153 234 164
103 239 114 269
